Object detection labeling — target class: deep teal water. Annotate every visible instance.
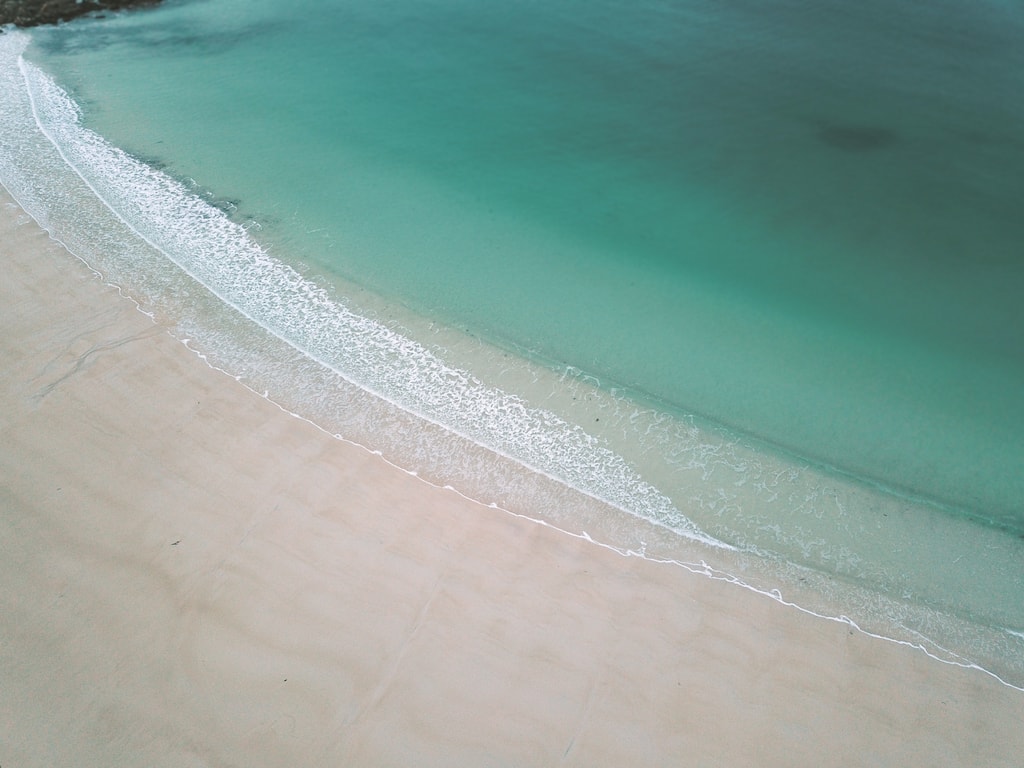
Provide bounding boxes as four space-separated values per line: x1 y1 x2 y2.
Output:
3 0 1023 683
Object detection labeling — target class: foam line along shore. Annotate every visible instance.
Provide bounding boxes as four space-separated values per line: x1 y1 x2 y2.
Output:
3 6 1024 690
3 181 1024 765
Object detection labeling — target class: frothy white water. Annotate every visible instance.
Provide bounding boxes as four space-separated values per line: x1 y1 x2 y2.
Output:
3 30 1023 690
0 30 724 549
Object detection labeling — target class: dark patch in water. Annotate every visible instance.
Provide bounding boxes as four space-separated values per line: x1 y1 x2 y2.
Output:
816 123 897 152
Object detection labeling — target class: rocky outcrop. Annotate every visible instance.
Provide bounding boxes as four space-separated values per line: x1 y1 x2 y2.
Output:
1 0 162 28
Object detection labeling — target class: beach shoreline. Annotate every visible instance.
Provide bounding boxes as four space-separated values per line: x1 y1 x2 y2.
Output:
2 187 1023 765
4 15 1024 696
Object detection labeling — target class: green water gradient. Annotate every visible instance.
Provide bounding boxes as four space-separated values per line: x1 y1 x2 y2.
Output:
13 0 1024 680
29 0 1024 528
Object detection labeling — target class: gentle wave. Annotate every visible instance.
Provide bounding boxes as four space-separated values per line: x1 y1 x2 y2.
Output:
4 30 1024 690
1 30 727 550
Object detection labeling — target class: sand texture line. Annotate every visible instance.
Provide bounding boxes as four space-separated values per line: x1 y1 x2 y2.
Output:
2 189 1023 766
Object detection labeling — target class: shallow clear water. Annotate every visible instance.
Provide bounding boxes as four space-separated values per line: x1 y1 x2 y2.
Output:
2 0 1023 684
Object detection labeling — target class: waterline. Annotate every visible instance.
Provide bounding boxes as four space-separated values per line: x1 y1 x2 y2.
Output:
2 26 1022 689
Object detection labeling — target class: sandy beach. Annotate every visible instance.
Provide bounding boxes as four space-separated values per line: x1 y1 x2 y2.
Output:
2 186 1022 766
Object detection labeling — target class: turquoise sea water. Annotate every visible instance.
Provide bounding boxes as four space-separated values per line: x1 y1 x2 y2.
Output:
2 0 1023 684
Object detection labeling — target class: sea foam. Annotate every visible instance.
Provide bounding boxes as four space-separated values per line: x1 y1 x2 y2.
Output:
0 30 725 550
4 29 1024 689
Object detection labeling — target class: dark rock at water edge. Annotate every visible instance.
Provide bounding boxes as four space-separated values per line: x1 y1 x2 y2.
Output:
1 0 161 28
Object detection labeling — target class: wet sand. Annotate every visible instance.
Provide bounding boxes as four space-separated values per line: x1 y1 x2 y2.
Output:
2 187 1022 766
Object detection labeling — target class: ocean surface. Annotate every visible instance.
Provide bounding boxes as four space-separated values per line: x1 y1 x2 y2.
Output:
2 0 1023 685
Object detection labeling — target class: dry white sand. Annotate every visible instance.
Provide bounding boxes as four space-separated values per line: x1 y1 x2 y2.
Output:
2 189 1023 766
